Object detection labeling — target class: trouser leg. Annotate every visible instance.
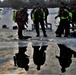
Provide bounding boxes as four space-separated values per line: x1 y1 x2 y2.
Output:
40 20 47 37
34 20 40 36
65 21 70 37
45 16 47 24
55 20 64 36
44 16 48 27
18 26 23 39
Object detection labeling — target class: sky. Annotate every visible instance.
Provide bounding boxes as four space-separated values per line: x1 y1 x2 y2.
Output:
0 0 4 2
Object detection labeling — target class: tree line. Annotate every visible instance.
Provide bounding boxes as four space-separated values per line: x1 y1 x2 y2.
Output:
0 0 76 9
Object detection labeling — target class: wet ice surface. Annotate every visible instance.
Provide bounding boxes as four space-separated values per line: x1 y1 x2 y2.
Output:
0 8 76 74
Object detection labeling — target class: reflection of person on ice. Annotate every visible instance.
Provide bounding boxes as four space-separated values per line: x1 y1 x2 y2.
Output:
33 46 47 70
31 5 47 37
13 47 29 71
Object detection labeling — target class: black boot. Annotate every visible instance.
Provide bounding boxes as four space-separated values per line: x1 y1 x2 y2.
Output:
36 34 40 37
44 34 47 37
18 36 23 40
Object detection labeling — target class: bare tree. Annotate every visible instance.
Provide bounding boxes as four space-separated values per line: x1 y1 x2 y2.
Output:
0 0 75 8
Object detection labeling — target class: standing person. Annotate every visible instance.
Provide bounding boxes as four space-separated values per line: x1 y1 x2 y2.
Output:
16 8 29 39
42 5 49 27
55 5 72 37
22 6 28 28
71 4 76 31
31 6 36 29
31 6 47 37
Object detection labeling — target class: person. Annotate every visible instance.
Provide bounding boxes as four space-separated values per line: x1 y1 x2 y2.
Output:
42 5 49 27
13 10 18 22
31 6 36 29
22 6 28 27
31 6 47 37
55 4 72 37
15 8 29 39
71 4 76 31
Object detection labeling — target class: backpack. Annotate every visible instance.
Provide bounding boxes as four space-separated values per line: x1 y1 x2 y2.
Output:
16 10 28 23
62 9 69 18
34 8 43 19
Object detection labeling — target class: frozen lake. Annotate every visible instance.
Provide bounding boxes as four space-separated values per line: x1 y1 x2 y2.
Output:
0 8 76 74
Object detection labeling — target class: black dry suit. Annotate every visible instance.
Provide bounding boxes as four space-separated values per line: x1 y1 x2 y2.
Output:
55 8 72 37
31 7 47 37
